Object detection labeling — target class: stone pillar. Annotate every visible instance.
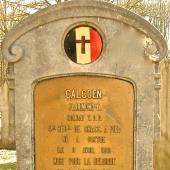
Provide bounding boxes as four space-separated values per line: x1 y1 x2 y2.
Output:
0 59 15 149
0 82 10 147
154 57 170 170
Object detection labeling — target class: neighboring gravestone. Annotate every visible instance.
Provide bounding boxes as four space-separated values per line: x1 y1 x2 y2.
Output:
1 0 168 170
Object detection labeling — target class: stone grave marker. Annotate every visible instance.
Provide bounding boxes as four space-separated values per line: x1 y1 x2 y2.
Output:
1 0 168 170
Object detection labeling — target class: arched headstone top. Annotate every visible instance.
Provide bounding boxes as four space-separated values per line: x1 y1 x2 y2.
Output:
2 0 168 62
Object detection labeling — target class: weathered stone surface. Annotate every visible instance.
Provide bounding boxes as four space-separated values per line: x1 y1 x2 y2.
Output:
1 0 168 170
154 58 170 170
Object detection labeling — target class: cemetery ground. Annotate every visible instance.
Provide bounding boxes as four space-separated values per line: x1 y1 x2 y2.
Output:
0 150 16 170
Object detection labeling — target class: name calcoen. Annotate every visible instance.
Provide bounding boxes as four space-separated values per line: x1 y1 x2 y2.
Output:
65 89 103 99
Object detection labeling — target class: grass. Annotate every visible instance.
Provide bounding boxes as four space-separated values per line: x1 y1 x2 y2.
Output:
0 162 16 170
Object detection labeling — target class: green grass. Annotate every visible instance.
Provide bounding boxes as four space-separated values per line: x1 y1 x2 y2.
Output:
0 162 16 170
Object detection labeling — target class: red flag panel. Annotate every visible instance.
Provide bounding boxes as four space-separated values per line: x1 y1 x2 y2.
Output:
90 28 102 62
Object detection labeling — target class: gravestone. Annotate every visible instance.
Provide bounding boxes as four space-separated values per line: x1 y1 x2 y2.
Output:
1 0 168 170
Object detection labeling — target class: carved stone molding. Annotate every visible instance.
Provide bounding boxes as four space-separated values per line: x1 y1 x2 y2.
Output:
154 62 161 141
4 45 24 63
144 38 161 62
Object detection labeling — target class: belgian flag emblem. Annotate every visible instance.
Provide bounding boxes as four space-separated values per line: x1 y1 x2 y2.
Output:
64 26 102 64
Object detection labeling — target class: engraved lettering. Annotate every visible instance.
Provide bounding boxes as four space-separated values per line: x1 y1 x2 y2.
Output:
65 89 102 99
62 135 69 143
57 147 64 154
53 158 65 165
74 125 81 133
94 158 116 165
48 124 71 133
68 158 81 165
72 147 76 153
110 125 121 133
87 114 102 121
88 136 106 143
35 77 134 170
69 103 101 111
67 114 85 121
84 126 102 133
76 136 80 143
82 147 95 154
84 158 91 165
101 147 112 154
